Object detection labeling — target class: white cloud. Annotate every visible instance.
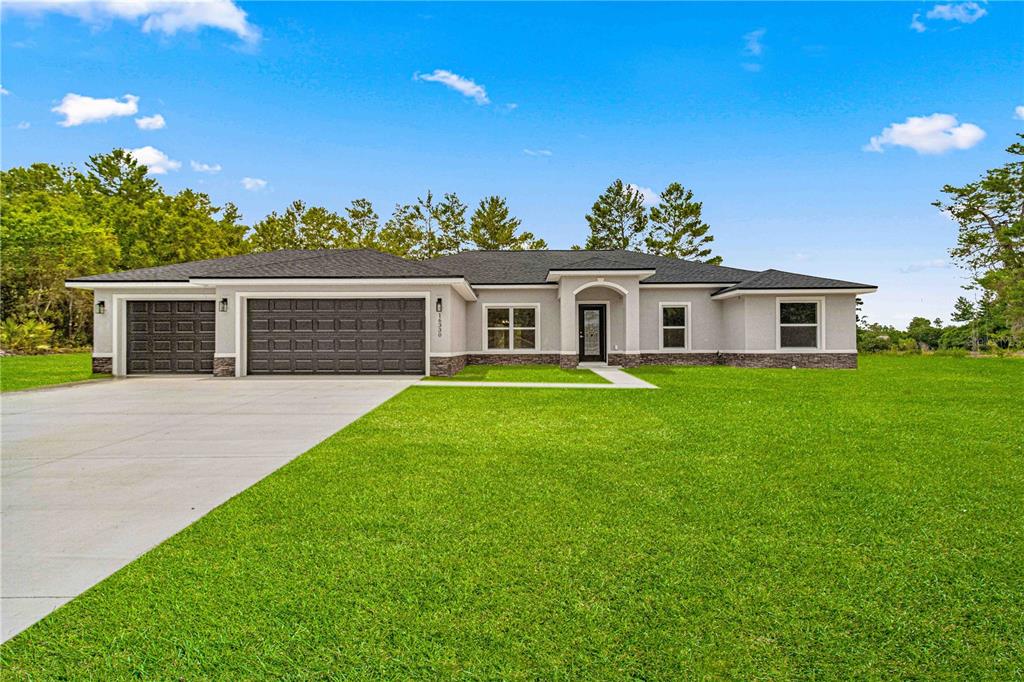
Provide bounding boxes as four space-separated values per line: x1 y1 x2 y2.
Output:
523 148 552 157
52 93 138 127
0 86 9 95
8 0 260 43
909 12 927 32
926 2 987 24
863 113 985 154
241 176 267 191
190 160 222 173
414 69 490 105
1014 105 1024 120
628 184 659 206
741 63 763 73
17 122 31 130
135 113 166 130
128 146 181 174
743 28 766 56
504 102 519 111
901 259 950 273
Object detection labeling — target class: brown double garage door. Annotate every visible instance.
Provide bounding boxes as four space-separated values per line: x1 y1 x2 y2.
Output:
246 298 425 375
126 298 425 375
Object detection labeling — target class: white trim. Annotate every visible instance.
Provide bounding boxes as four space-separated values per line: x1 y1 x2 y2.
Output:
482 303 541 352
712 287 875 300
91 352 114 358
193 277 476 301
67 281 201 290
640 283 734 289
546 269 655 282
471 284 558 290
214 353 237 358
571 280 629 297
658 302 691 351
111 294 217 377
234 292 431 378
776 296 825 351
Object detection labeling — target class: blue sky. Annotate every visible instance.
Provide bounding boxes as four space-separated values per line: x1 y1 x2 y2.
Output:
2 1 1022 326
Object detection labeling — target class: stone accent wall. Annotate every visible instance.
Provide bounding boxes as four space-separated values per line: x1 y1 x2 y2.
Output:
468 353 563 366
429 354 467 377
719 352 857 369
92 356 113 374
606 353 640 368
559 354 579 369
213 356 236 377
638 352 857 369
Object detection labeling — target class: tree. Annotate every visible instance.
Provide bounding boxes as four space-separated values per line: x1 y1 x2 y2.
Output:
646 182 722 263
935 134 1024 340
375 204 426 259
247 200 352 252
346 198 380 248
583 179 649 250
906 316 944 350
467 196 547 250
413 191 467 259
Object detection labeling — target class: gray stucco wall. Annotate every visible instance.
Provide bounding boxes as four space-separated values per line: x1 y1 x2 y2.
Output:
734 293 860 351
465 287 561 353
638 287 722 352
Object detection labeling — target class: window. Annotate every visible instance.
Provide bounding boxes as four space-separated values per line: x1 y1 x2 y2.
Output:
661 304 688 349
486 306 537 350
779 300 820 348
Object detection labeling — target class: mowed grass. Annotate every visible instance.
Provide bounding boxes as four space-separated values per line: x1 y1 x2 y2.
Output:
0 352 108 392
2 355 1022 678
424 363 608 383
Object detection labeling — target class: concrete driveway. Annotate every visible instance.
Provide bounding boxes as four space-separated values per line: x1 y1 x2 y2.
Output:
1 375 415 642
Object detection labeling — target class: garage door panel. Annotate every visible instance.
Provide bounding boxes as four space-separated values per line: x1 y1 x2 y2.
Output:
247 298 424 375
127 300 215 375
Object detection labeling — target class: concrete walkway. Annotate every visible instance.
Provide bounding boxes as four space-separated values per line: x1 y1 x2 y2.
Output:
0 376 414 642
415 366 657 389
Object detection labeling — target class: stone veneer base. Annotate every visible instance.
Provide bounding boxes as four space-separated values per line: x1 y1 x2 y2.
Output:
213 356 236 377
430 352 857 374
92 356 113 374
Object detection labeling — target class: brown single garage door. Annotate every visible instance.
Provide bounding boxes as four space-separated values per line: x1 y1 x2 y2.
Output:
126 300 215 374
246 298 425 375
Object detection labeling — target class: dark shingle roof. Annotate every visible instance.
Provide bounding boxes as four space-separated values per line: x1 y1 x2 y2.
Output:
67 248 875 292
428 250 758 284
712 268 875 295
68 249 455 282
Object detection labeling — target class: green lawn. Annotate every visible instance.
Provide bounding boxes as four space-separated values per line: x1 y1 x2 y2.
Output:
2 355 1022 678
0 352 108 392
425 362 608 383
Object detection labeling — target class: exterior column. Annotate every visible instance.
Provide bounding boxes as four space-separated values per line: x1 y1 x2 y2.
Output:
558 282 578 368
624 280 640 357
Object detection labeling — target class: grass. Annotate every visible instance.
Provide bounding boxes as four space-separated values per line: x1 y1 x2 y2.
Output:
424 363 608 383
0 352 109 393
2 355 1022 678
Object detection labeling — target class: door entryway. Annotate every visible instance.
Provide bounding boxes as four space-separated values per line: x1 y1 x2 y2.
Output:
578 304 606 362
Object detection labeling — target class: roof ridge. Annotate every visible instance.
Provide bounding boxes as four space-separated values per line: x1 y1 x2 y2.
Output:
201 250 346 276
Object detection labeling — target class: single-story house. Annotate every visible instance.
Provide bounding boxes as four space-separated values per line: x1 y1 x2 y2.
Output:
66 248 876 377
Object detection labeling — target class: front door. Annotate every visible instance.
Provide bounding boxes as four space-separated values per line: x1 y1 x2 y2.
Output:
578 304 606 362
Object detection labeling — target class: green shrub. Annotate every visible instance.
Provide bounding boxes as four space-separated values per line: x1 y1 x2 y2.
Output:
0 318 54 354
897 338 920 353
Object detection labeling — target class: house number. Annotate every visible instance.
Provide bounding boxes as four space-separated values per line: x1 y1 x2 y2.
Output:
437 311 442 338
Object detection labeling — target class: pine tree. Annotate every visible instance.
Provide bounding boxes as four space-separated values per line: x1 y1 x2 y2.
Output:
345 198 380 248
646 182 722 264
468 196 547 250
583 179 649 250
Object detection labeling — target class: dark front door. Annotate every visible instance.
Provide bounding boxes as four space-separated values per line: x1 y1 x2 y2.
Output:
246 298 425 375
578 304 606 362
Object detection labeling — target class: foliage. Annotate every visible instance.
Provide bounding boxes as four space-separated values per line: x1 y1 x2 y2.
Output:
467 196 547 250
646 182 722 263
0 352 106 392
0 318 54 354
906 316 944 349
248 200 353 252
583 179 649 250
856 322 905 352
935 135 1024 339
345 198 382 249
2 356 1022 678
413 191 468 259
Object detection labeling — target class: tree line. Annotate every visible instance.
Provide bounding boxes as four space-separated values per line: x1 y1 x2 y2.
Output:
1 149 722 349
858 293 1017 353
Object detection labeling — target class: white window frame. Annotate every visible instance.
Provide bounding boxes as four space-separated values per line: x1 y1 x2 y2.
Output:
658 302 691 351
483 303 540 352
776 297 824 350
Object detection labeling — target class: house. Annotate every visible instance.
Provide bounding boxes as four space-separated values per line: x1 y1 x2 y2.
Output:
66 249 876 377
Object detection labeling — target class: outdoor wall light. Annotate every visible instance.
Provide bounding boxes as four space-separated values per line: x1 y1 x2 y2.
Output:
435 297 443 313
95 301 106 315
219 297 229 312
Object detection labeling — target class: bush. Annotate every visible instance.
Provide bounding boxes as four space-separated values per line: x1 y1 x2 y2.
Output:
897 338 920 353
0 318 54 354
